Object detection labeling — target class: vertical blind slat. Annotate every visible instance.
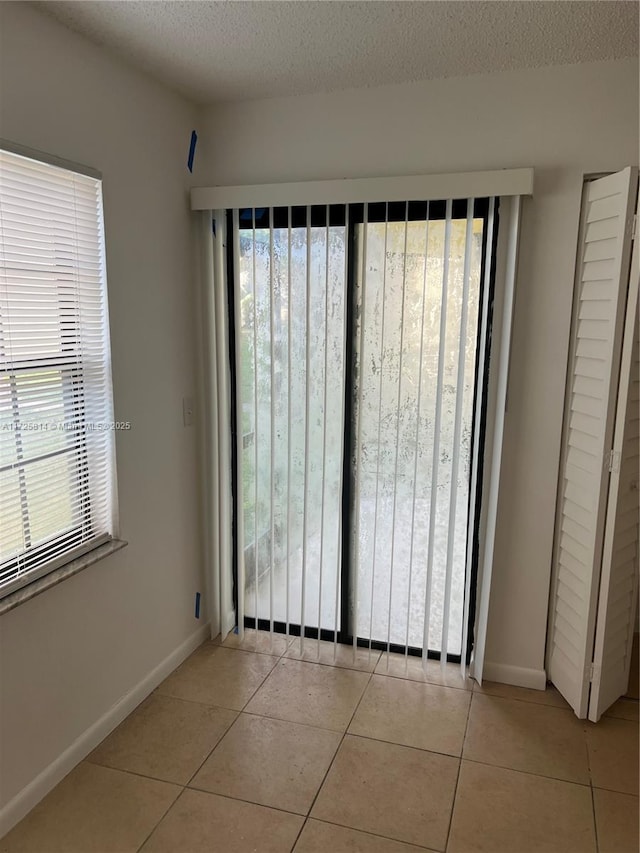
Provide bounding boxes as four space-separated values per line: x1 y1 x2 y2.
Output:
231 209 244 637
268 209 275 640
251 209 259 634
285 207 293 639
317 208 330 656
336 204 350 661
405 209 431 665
460 198 495 677
368 205 389 662
441 199 475 663
422 199 453 669
300 206 313 653
386 202 410 661
352 203 369 661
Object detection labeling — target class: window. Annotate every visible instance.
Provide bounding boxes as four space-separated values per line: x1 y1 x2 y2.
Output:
0 146 118 599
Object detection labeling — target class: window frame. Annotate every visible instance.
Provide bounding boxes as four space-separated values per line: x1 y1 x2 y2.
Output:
0 140 123 606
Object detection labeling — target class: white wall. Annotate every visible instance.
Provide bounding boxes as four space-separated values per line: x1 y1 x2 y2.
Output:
197 58 639 682
0 3 205 819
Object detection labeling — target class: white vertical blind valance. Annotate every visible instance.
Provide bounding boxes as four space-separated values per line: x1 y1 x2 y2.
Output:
190 168 534 210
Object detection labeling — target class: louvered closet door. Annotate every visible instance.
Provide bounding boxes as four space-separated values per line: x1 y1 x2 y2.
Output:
548 167 637 718
588 220 639 722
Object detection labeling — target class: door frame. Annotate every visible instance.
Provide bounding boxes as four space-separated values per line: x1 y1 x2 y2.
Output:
226 199 497 664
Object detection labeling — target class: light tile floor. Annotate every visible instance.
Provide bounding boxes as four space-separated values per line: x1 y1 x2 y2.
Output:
2 631 638 853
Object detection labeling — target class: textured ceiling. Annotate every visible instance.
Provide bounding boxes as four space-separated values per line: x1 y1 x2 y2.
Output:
37 1 639 105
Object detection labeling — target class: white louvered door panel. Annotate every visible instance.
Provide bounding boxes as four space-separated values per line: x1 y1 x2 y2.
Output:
548 168 637 718
588 205 639 722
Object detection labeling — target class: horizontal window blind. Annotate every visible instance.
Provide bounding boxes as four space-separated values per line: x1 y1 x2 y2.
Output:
0 148 117 597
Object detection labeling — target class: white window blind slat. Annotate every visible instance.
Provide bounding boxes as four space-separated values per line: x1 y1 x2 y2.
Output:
0 148 117 599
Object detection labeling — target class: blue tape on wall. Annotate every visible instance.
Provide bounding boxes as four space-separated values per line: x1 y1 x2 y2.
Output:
195 591 201 619
187 130 197 173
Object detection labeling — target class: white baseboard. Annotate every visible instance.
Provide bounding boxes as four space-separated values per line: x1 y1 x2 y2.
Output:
0 622 210 839
481 661 547 690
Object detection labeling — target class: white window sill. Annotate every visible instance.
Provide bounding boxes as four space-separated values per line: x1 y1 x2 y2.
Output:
0 539 128 616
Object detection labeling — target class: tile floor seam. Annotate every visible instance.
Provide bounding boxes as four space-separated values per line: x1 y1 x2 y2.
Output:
238 708 351 735
239 632 295 658
583 718 601 853
471 686 571 708
375 667 471 692
299 816 435 851
149 687 244 714
283 643 382 673
460 755 595 788
208 642 283 662
182 704 248 789
191 645 380 853
223 650 283 715
288 812 308 852
284 656 380 674
471 690 584 717
302 664 377 825
344 730 463 761
234 705 354 734
152 687 249 714
81 757 191 790
443 679 473 853
590 780 600 853
184 783 312 819
134 783 188 853
372 669 471 694
587 781 640 796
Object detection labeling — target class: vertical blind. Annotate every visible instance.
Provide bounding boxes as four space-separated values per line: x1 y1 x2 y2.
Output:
0 148 117 597
352 200 486 660
232 199 490 662
233 206 348 644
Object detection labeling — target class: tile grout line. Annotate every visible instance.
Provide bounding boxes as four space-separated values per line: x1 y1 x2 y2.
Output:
88 641 632 853
85 710 607 811
151 688 244 713
135 785 188 853
98 646 620 850
585 720 601 853
341 730 465 762
178 785 310 819
180 648 285 791
287 660 378 852
178 639 366 811
442 682 474 853
298 815 434 851
135 634 297 853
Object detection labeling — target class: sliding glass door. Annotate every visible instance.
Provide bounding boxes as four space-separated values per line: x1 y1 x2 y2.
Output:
231 199 492 659
235 207 347 636
350 201 486 659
